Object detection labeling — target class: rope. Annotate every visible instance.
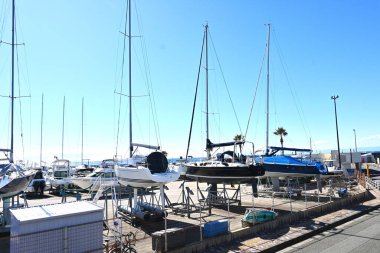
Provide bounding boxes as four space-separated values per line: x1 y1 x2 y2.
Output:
273 29 312 142
244 43 267 141
208 30 243 136
135 1 161 149
15 26 25 160
115 1 129 158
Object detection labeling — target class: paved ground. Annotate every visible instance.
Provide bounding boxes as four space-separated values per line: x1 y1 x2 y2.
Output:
201 189 380 253
278 209 380 253
0 178 370 253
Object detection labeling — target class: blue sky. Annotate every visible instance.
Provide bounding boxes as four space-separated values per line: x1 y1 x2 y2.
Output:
0 0 379 165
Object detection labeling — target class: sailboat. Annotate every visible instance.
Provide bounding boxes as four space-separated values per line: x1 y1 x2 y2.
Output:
70 159 118 191
258 146 328 178
114 0 180 188
0 0 35 199
255 24 328 179
183 24 265 184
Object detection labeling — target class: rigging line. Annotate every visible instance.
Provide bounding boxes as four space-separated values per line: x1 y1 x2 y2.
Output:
0 0 9 41
185 29 205 161
14 3 31 97
115 1 129 158
130 42 157 148
273 29 312 140
244 43 267 141
208 30 243 136
135 2 161 148
15 16 25 160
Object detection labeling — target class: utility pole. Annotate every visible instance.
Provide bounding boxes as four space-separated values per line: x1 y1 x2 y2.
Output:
331 95 341 168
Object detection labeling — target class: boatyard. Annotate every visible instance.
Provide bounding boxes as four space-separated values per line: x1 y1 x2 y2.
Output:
2 172 379 253
1 0 380 252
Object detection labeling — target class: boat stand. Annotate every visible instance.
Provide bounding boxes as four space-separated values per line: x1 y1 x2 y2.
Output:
199 182 242 207
116 186 169 225
282 178 302 197
171 180 208 218
142 186 172 208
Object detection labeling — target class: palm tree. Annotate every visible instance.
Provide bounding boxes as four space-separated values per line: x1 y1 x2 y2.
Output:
273 127 288 154
233 134 243 142
234 134 244 157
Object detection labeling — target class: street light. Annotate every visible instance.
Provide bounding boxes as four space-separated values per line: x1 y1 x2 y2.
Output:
353 129 358 152
331 95 341 168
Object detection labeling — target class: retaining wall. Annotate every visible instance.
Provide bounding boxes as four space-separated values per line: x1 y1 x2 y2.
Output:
167 190 369 253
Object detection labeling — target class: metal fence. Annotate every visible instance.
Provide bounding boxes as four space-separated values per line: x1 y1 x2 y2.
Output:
10 221 103 253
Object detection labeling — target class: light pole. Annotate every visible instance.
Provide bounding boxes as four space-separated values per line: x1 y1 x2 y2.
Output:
353 129 358 152
331 95 341 168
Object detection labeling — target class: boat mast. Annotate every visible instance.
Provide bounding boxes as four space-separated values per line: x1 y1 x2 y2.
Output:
128 0 133 158
62 96 65 159
81 97 84 164
205 24 210 159
9 0 15 163
40 94 44 166
265 24 271 156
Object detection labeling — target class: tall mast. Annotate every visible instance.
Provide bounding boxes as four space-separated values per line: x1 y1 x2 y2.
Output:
205 24 210 159
40 94 44 166
265 24 271 156
81 97 84 164
128 0 133 158
62 96 65 159
10 0 15 163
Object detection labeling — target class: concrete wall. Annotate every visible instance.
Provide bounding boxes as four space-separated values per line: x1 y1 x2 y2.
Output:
168 191 368 253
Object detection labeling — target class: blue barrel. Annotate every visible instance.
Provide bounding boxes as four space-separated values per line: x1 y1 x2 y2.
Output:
203 219 228 238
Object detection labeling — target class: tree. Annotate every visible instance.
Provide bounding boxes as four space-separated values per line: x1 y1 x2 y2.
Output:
233 134 243 142
234 134 244 158
273 127 288 154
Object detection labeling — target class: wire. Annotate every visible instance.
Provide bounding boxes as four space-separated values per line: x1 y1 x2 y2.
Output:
244 43 267 141
273 29 312 142
208 29 243 136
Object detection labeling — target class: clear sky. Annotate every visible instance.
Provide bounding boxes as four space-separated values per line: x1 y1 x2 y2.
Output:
0 0 379 165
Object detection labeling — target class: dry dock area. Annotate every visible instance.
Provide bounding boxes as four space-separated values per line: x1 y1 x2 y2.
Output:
1 178 377 253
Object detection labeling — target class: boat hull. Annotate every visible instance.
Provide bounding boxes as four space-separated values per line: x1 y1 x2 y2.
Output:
185 163 265 184
257 156 328 178
0 173 35 198
70 177 118 191
116 166 180 188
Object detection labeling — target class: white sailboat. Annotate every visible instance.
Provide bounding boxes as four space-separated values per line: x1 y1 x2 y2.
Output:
0 0 35 199
70 159 118 191
114 0 179 188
